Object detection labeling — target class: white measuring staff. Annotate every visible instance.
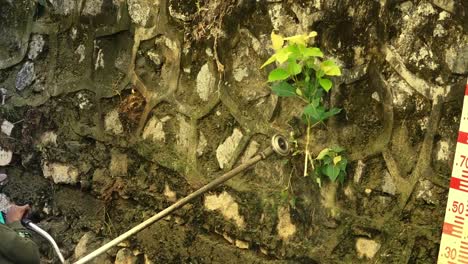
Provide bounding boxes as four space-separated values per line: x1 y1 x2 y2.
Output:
438 79 468 264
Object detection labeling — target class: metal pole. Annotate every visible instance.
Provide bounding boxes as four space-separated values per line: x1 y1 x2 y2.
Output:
75 143 281 264
22 219 65 263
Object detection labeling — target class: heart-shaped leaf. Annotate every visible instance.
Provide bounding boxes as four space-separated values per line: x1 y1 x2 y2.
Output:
316 148 331 160
287 61 302 76
304 47 323 58
320 60 341 76
319 78 332 92
271 81 296 97
271 32 284 51
268 68 290 82
323 164 340 182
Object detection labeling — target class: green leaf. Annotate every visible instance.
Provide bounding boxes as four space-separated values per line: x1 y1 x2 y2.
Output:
287 61 302 76
286 45 301 61
276 48 292 64
319 78 332 92
338 158 348 170
310 97 320 107
271 32 284 51
322 107 342 120
303 47 324 58
316 148 331 160
316 69 325 78
305 58 316 69
284 31 317 46
260 55 277 69
333 155 342 165
322 155 333 165
320 60 341 76
338 171 346 184
323 164 340 181
271 81 296 97
268 68 290 82
303 103 326 123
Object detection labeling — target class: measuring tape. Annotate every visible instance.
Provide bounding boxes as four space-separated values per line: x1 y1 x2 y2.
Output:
438 80 468 264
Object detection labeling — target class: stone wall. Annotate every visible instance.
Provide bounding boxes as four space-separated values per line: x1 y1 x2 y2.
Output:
0 0 467 263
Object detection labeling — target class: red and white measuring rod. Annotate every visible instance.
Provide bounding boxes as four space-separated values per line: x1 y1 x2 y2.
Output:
438 80 468 264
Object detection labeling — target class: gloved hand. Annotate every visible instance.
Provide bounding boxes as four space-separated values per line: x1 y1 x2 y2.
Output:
5 204 30 224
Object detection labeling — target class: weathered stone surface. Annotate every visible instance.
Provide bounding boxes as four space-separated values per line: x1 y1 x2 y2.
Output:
39 131 58 147
82 0 103 16
142 117 165 142
435 140 450 161
110 150 128 177
49 0 75 15
204 191 245 228
92 168 112 194
128 0 151 26
0 193 10 212
105 109 124 135
0 148 13 166
115 248 138 264
216 128 243 169
146 50 164 68
75 44 86 64
416 179 438 205
0 0 35 69
445 44 468 74
95 48 104 70
353 160 365 183
42 162 79 184
196 132 207 157
176 115 191 153
164 184 177 202
75 232 112 263
74 232 94 259
382 171 396 195
356 238 381 259
233 67 249 83
431 0 455 13
28 34 45 60
277 207 296 240
239 140 260 164
235 239 249 249
168 0 194 22
1 120 14 136
16 61 35 91
196 63 216 102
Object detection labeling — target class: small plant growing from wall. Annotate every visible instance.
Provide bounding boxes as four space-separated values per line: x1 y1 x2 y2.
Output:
261 31 347 186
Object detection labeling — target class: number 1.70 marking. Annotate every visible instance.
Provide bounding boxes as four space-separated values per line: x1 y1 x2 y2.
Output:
459 155 468 168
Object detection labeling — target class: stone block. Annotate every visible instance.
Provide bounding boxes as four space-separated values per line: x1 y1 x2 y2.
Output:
216 128 243 169
0 148 13 166
356 238 381 259
196 63 216 102
16 61 35 91
42 162 79 184
204 191 245 228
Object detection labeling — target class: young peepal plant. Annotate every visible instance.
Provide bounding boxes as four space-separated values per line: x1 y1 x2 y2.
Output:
261 31 347 185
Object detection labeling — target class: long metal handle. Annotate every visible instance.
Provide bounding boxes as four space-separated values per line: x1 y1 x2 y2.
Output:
75 134 290 264
75 147 274 264
23 220 65 263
